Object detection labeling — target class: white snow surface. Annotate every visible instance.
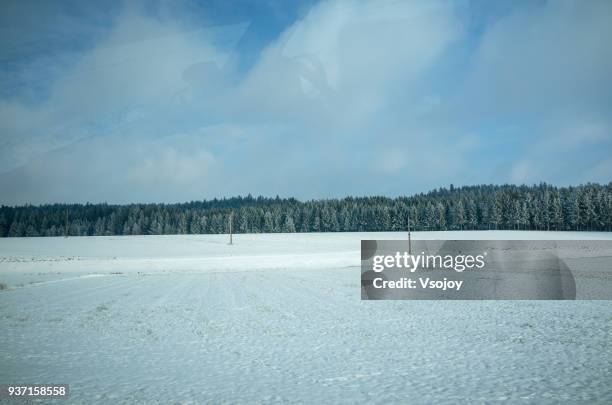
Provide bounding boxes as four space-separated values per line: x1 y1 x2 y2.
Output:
1 231 612 404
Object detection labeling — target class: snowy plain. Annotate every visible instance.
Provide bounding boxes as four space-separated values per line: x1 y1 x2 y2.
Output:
1 231 612 404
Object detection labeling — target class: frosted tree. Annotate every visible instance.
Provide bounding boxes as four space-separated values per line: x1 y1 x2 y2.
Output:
1 183 610 237
283 215 296 233
455 200 466 230
263 211 275 233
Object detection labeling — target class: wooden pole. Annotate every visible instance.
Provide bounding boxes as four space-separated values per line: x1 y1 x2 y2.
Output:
64 209 69 238
407 214 411 255
229 211 233 245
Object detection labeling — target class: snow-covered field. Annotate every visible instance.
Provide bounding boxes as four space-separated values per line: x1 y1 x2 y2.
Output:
1 231 612 404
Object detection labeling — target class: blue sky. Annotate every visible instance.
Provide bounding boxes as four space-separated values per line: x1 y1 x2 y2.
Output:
0 0 610 204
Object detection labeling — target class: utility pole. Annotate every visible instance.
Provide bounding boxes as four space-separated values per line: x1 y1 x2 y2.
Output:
64 209 69 238
407 214 412 255
229 211 233 245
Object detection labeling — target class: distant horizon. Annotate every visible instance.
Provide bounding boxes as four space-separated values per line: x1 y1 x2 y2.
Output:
2 181 611 208
2 183 610 237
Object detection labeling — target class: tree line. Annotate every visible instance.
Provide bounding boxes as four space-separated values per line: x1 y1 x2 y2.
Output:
1 183 611 237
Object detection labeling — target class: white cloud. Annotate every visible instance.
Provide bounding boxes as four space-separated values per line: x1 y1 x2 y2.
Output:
281 1 458 90
463 0 612 117
128 147 215 185
234 0 460 127
0 8 247 174
1 0 611 204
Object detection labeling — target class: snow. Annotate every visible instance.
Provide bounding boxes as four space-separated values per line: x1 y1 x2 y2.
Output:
1 231 612 403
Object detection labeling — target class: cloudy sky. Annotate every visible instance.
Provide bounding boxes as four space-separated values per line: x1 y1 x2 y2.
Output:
0 0 611 205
